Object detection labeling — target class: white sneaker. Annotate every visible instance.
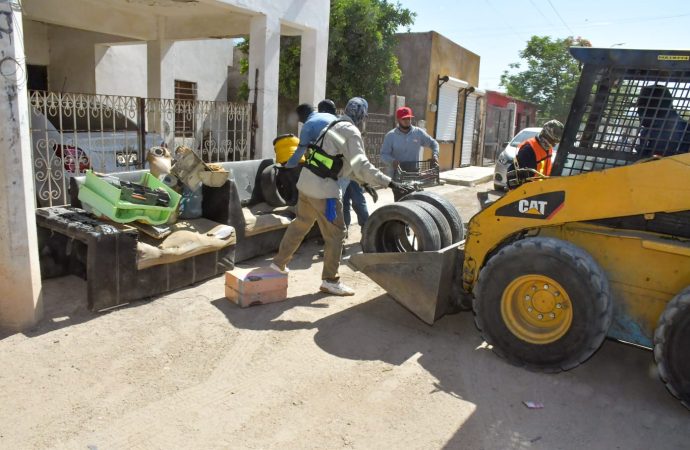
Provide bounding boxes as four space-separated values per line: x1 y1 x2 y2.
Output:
320 280 355 296
269 262 289 274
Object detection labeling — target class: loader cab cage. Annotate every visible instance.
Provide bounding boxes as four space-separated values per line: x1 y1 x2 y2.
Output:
552 47 690 177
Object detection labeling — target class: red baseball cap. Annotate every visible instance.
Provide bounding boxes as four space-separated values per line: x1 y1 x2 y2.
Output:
396 106 414 120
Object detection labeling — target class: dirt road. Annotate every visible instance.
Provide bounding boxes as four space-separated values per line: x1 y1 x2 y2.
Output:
1 183 688 449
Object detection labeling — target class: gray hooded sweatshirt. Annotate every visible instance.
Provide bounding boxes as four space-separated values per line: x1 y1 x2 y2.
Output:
296 116 392 199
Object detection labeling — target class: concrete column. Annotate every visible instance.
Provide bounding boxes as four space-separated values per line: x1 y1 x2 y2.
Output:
248 14 280 159
146 17 175 143
0 1 43 331
146 38 174 100
298 27 328 107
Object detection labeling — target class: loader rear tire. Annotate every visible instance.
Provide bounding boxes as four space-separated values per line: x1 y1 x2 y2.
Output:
654 288 690 410
361 202 441 253
400 191 464 243
474 237 612 372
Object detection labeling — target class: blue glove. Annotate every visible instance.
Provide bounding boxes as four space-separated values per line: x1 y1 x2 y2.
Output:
325 198 337 223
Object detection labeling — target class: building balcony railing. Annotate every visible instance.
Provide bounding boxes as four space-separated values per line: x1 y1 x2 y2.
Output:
29 90 253 207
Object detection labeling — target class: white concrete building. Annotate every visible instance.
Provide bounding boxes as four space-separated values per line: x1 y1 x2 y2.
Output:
0 0 330 332
25 21 236 101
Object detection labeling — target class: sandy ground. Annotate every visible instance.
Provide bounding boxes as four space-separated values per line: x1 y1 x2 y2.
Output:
1 182 689 449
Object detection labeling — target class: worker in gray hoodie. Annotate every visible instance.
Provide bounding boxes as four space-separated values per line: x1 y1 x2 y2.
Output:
271 97 415 296
380 106 440 177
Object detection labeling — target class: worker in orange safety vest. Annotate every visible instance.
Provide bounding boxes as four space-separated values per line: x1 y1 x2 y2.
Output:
509 120 564 188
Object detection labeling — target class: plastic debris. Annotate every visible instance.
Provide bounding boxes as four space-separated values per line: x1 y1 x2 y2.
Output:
210 225 235 240
523 401 544 409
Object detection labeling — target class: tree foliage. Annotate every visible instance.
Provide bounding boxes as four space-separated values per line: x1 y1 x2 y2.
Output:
278 36 302 102
500 36 592 123
236 36 301 102
325 0 415 104
238 0 415 105
237 38 250 101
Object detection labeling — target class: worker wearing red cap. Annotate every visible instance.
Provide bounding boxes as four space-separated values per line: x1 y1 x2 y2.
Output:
380 106 440 177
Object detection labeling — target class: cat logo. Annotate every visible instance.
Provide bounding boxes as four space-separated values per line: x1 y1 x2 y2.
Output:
518 200 548 215
495 191 566 220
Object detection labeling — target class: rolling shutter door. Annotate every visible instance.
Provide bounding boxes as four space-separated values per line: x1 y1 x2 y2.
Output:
461 93 479 166
436 83 459 141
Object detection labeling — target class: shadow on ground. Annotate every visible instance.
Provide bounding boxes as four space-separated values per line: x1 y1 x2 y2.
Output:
212 290 690 449
0 236 331 341
0 276 94 340
0 274 199 340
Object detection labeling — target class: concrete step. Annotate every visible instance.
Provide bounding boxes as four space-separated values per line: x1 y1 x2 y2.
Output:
440 166 494 187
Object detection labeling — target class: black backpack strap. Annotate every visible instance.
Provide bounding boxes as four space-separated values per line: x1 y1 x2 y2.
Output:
313 119 348 148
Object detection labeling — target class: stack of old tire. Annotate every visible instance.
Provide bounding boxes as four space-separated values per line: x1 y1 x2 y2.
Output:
361 191 463 253
260 163 300 207
261 134 301 207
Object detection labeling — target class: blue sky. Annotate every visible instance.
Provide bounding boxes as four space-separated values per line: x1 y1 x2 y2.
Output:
396 0 690 91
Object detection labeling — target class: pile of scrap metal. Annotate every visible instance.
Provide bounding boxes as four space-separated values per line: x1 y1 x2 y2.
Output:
157 146 229 190
78 145 230 233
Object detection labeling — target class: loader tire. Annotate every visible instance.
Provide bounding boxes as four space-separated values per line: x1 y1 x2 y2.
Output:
361 202 441 253
260 164 287 207
404 199 453 248
400 191 464 243
474 237 612 373
654 288 690 410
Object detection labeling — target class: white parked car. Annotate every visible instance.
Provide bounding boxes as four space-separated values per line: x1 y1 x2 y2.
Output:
493 127 547 190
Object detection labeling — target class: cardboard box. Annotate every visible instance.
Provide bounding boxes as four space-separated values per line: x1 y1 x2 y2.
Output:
225 284 287 307
225 266 288 307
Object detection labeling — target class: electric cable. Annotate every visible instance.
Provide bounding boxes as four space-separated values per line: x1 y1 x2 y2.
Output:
546 0 575 35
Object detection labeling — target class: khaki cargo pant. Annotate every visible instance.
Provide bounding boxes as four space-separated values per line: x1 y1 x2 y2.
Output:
273 192 346 281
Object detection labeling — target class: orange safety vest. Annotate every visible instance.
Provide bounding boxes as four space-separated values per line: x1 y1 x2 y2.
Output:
519 137 553 176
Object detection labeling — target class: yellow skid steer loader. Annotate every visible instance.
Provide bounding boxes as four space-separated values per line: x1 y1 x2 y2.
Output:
351 47 690 409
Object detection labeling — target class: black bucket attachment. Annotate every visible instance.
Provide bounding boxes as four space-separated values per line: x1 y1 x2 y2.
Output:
348 242 466 325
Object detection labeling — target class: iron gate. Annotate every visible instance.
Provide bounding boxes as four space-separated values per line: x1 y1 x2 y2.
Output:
483 105 515 165
362 112 394 168
29 90 252 207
